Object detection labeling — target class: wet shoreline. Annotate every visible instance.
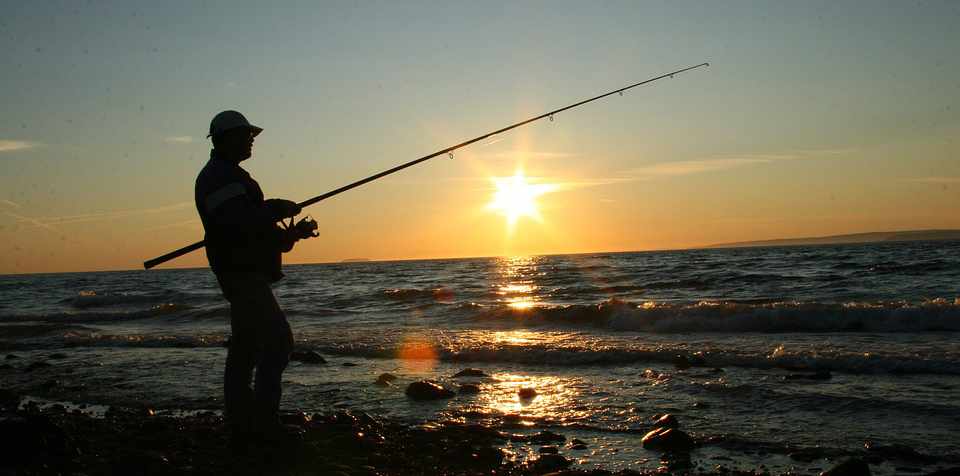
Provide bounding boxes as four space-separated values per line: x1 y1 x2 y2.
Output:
3 352 959 475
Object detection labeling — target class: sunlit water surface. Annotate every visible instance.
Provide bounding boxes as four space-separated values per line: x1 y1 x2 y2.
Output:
2 241 959 474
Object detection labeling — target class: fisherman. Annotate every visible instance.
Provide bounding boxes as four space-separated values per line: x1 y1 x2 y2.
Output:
195 110 318 448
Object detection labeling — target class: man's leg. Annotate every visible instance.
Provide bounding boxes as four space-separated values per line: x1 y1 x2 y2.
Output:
252 286 294 431
217 273 262 441
224 325 258 438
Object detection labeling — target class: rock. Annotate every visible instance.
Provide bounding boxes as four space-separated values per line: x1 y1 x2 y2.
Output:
529 430 566 444
138 405 156 417
532 454 571 472
689 351 707 366
786 369 832 381
279 411 310 426
821 458 871 476
511 430 566 444
452 368 488 378
6 354 19 360
570 443 588 450
924 468 960 476
790 447 827 462
653 413 679 429
641 368 661 379
289 350 326 364
518 387 537 399
341 362 358 367
539 445 559 454
459 383 481 395
0 389 19 407
23 361 52 372
863 442 934 463
673 355 692 370
405 381 455 400
374 373 397 386
0 414 78 466
641 427 695 452
570 438 587 446
470 445 505 468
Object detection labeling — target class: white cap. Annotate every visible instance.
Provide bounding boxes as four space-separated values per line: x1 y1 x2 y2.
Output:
207 110 263 138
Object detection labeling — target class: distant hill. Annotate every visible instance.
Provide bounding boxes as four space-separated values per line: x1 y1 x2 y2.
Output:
341 258 371 263
706 229 960 249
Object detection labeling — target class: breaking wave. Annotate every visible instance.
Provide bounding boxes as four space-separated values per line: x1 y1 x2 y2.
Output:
467 298 960 333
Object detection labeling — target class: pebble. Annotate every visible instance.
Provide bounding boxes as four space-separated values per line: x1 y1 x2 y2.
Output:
405 381 455 400
538 445 559 454
785 369 832 381
518 387 537 399
458 383 481 395
821 458 871 476
374 373 397 386
511 430 566 444
289 350 326 364
531 453 570 472
24 361 52 372
653 413 679 429
452 368 488 378
641 427 695 452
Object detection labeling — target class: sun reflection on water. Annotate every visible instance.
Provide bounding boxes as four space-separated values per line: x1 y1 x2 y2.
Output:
496 256 546 311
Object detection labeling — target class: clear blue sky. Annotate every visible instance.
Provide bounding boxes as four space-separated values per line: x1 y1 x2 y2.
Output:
1 1 958 273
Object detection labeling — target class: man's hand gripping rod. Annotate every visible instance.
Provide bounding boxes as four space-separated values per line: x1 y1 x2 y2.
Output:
143 62 709 269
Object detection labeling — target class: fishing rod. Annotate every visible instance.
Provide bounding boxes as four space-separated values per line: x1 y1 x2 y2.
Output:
143 62 709 269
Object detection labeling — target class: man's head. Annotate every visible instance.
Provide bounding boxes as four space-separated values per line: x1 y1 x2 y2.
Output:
208 110 263 162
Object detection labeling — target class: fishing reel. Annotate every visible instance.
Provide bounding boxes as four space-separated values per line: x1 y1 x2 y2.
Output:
282 215 319 239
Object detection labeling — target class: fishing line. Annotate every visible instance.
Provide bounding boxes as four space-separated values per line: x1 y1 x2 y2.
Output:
144 63 709 269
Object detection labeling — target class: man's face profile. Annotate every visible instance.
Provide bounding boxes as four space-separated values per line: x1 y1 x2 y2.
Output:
218 127 255 161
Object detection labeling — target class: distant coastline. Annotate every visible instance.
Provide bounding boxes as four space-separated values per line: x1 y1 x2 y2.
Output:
341 258 371 263
705 229 960 249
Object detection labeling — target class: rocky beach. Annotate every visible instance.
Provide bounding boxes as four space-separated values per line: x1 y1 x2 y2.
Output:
2 244 959 474
2 351 958 475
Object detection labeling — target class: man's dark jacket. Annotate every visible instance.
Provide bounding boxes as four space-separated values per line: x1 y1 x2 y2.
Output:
195 152 285 281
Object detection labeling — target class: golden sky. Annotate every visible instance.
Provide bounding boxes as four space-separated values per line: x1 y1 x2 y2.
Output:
2 2 958 274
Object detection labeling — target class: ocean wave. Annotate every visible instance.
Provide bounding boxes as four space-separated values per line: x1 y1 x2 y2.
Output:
467 298 960 333
382 287 455 301
310 342 960 376
61 333 226 348
63 289 214 309
0 303 225 324
27 329 960 375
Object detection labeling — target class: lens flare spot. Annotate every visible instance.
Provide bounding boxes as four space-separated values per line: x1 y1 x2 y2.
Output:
397 338 438 373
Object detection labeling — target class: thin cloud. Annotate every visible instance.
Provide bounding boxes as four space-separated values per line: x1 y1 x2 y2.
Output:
624 157 773 179
142 218 201 232
558 148 848 188
618 148 849 182
906 177 960 184
0 140 39 153
8 202 193 229
3 211 61 234
489 151 574 160
164 136 194 144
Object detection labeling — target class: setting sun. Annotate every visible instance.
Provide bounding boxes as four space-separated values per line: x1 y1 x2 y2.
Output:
486 170 557 231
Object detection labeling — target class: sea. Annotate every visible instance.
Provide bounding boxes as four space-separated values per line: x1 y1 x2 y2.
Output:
2 240 959 474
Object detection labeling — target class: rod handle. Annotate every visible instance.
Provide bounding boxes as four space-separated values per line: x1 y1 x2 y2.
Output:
143 240 205 269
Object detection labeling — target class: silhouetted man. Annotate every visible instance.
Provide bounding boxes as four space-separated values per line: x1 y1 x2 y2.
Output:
195 110 317 449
